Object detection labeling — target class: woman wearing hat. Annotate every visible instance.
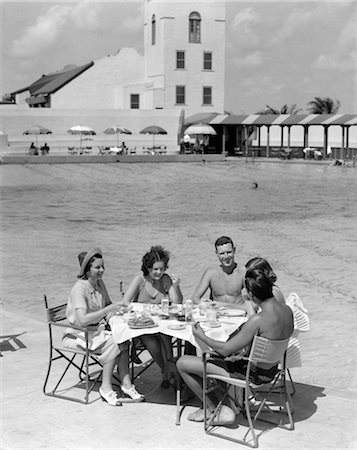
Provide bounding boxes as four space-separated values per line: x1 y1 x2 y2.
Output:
62 247 144 406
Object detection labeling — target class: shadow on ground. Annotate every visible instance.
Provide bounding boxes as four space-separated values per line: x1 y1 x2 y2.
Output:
0 332 26 356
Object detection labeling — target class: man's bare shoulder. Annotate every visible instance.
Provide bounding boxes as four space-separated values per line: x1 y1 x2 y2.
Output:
203 266 222 278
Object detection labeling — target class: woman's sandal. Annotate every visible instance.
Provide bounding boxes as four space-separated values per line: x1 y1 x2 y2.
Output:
99 387 122 406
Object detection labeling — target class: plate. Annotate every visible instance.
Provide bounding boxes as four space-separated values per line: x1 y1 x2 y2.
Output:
128 323 158 329
168 323 186 330
219 309 246 317
202 322 221 328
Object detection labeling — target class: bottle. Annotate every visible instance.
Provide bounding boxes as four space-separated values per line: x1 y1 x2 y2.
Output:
161 297 169 317
184 299 193 323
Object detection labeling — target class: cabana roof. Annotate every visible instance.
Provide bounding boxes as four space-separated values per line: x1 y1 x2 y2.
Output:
185 113 357 127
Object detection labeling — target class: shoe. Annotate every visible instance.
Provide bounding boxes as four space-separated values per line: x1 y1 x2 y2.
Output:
121 385 144 401
99 388 122 406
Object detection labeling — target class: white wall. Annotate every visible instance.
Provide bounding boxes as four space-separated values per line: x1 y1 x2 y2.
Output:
51 48 145 109
144 0 225 116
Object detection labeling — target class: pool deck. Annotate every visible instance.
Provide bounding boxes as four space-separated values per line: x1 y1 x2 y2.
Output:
0 153 225 164
1 305 356 450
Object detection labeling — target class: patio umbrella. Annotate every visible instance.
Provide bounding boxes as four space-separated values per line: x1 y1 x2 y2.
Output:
139 125 167 147
184 123 217 136
23 125 52 147
67 125 96 149
103 125 132 147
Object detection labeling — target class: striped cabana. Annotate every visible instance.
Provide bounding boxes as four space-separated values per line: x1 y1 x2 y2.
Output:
185 113 357 158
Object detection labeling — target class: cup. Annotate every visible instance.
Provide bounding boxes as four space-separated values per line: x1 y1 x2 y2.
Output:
198 300 208 317
184 299 193 323
161 298 169 317
142 304 151 318
207 306 217 326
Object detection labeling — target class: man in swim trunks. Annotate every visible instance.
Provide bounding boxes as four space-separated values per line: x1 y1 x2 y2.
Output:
192 236 252 313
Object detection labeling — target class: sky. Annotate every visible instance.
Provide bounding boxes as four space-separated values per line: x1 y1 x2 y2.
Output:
0 0 356 114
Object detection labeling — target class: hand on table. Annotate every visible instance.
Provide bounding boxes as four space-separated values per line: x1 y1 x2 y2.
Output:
105 304 129 320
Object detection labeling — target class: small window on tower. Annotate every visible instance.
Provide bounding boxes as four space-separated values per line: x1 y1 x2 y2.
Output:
189 12 201 43
176 51 185 69
203 52 212 70
131 94 140 109
203 87 212 105
152 15 156 45
176 85 185 105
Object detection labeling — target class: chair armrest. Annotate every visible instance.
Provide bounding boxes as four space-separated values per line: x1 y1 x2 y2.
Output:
50 322 96 332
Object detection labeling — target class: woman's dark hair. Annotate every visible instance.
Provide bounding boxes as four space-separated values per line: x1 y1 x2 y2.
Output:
80 253 102 279
245 267 274 301
141 245 170 276
245 257 277 284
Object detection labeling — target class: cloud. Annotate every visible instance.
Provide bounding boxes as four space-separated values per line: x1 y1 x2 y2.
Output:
120 15 143 33
11 2 107 58
313 14 356 71
70 2 103 31
271 8 313 44
12 6 71 57
313 51 356 71
232 51 264 69
230 7 260 47
232 7 260 29
240 76 283 97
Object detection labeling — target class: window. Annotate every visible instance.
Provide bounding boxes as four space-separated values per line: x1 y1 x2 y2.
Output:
130 94 140 109
176 51 185 69
176 85 185 104
189 12 201 43
151 15 156 45
203 87 212 105
203 52 212 70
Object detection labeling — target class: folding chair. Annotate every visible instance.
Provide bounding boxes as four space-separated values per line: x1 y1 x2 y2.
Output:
203 336 294 448
285 293 310 396
129 337 155 380
42 294 104 404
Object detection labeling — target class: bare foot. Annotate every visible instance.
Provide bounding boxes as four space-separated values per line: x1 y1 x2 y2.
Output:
187 408 205 422
209 405 236 426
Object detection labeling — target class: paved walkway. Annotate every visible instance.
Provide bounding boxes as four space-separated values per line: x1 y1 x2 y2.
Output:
1 306 356 449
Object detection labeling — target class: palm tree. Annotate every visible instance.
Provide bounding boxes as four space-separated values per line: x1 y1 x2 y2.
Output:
306 97 341 114
255 103 302 115
255 104 302 147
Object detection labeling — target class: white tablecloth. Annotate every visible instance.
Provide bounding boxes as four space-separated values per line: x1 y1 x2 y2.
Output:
109 304 246 349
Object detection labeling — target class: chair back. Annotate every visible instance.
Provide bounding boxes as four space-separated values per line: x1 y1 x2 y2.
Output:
44 295 67 323
285 293 310 332
249 335 290 365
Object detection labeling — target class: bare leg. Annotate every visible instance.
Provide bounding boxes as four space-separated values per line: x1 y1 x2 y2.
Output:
101 357 119 393
117 342 132 389
177 355 236 423
160 334 173 383
140 334 166 371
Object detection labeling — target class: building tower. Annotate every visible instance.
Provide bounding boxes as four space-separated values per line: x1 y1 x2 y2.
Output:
143 0 226 116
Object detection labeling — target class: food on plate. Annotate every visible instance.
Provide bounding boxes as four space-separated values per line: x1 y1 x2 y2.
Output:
128 316 156 328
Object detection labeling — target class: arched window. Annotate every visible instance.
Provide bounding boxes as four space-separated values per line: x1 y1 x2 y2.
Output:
189 12 201 43
152 14 156 45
